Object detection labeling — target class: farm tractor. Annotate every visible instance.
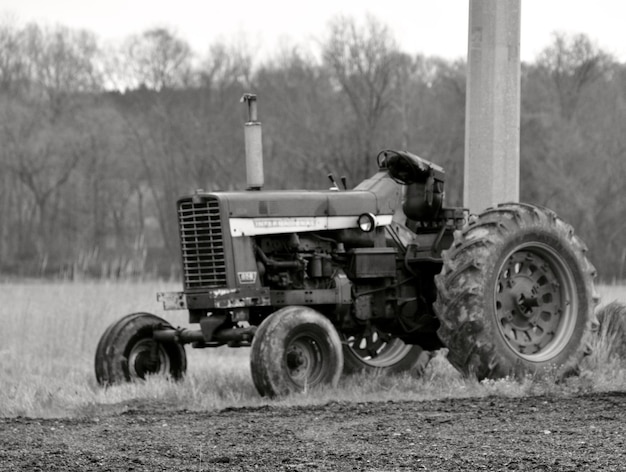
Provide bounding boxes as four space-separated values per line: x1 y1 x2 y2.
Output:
95 94 598 397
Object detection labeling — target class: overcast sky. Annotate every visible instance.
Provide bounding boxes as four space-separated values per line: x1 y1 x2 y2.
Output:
1 0 625 62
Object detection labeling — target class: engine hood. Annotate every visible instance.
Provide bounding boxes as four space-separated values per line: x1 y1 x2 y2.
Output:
190 170 401 218
181 171 402 237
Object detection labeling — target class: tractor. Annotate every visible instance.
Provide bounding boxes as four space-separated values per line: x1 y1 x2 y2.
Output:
95 94 598 397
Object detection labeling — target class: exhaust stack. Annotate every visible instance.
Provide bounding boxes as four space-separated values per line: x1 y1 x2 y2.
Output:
241 93 264 190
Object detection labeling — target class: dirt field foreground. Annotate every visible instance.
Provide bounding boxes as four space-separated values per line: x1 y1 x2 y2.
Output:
1 391 625 471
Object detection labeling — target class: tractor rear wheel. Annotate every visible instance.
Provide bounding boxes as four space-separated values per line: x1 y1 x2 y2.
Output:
434 203 598 380
250 306 343 397
342 328 429 375
95 312 187 385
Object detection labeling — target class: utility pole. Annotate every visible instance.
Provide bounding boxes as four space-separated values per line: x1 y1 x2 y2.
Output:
464 0 521 213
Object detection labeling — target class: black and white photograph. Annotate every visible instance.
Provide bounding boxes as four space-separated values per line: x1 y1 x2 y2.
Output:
1 0 625 470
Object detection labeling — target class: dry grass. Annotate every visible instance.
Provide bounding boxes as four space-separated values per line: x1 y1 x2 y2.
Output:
1 281 625 418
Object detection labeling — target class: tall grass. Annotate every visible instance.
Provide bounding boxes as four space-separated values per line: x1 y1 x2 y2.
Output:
1 281 625 418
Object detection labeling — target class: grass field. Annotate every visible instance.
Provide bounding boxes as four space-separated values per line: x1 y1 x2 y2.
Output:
1 281 625 418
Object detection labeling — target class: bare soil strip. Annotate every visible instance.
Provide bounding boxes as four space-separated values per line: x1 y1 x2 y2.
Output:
1 392 625 471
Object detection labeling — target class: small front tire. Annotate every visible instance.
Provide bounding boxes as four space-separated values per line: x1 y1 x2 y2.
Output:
95 312 187 385
250 306 343 397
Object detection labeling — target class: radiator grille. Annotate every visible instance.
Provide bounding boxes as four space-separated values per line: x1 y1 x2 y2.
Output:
178 199 227 289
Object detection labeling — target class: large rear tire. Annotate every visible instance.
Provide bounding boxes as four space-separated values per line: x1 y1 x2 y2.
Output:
250 306 343 397
342 328 428 375
434 203 598 380
95 312 187 385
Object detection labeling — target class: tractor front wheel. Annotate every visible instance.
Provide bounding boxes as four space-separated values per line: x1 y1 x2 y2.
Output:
434 203 598 380
95 312 187 385
250 306 343 397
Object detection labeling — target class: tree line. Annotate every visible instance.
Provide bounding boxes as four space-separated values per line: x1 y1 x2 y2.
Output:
0 15 624 280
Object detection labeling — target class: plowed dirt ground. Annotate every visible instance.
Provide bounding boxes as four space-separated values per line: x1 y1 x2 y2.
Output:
1 391 625 471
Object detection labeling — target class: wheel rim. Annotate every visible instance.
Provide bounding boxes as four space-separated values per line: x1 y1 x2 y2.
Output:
128 339 171 379
284 333 326 388
345 329 414 367
494 242 578 362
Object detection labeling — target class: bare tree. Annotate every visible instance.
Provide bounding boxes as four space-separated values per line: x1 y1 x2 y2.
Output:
253 45 349 188
20 23 101 118
120 28 194 90
537 32 611 121
200 39 253 93
0 17 28 94
0 23 103 271
322 15 401 179
0 98 81 262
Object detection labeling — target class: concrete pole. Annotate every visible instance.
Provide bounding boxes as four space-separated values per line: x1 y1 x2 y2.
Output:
464 0 521 213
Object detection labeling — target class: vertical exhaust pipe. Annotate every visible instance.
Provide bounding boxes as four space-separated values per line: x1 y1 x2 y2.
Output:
241 93 264 190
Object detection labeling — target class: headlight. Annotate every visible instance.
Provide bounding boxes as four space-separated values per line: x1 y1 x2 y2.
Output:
357 213 377 232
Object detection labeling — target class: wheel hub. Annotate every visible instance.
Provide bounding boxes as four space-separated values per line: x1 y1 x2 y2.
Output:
286 347 308 371
285 338 320 384
507 276 540 321
134 351 160 376
495 245 576 361
128 339 169 379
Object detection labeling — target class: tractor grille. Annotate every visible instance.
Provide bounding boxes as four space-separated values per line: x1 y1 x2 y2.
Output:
178 198 227 290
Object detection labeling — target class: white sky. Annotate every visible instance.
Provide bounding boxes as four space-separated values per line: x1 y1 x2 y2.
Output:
1 0 625 63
